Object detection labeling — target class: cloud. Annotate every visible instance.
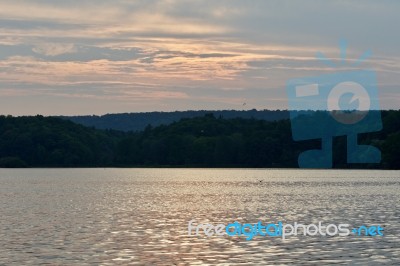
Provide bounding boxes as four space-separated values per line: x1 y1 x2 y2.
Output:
32 43 77 56
0 0 399 115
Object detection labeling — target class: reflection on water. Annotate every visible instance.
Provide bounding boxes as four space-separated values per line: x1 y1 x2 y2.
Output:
0 169 399 265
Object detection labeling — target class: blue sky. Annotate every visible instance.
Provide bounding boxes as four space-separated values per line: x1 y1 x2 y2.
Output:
0 0 399 115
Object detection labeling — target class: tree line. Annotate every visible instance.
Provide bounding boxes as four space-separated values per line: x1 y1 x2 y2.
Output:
63 109 289 131
0 111 399 168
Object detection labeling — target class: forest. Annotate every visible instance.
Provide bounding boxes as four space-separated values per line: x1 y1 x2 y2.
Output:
64 109 290 131
0 110 399 169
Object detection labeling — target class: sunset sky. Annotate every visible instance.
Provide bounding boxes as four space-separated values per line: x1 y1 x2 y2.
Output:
0 0 399 115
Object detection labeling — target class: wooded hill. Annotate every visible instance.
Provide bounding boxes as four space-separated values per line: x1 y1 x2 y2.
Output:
0 110 399 169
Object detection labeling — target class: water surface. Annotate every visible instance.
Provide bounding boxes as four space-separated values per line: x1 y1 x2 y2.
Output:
0 169 399 265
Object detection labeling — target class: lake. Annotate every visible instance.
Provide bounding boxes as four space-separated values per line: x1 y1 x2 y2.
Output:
0 168 399 265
